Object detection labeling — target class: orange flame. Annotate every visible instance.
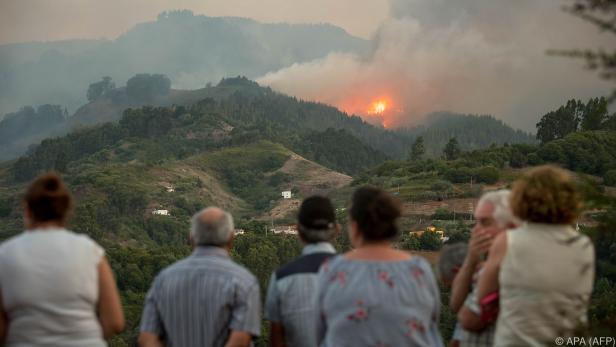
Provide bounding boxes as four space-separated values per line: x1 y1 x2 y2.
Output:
367 100 387 115
337 95 401 129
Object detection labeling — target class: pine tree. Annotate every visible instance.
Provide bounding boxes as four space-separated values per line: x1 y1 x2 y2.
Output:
409 136 426 161
443 137 461 161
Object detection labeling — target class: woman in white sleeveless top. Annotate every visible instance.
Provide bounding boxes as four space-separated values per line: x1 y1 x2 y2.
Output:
478 165 595 347
0 173 125 346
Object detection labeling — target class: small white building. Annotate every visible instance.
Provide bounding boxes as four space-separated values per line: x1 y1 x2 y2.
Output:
234 229 246 235
165 186 175 193
271 225 298 235
282 191 292 199
152 209 170 216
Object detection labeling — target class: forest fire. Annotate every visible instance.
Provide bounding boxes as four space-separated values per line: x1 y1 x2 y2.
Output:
367 100 387 115
337 95 400 129
365 97 395 128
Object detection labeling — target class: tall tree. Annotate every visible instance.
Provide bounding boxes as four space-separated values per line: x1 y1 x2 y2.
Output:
87 76 115 101
126 74 171 102
536 99 583 143
581 97 609 130
603 112 616 130
443 137 461 160
409 136 426 161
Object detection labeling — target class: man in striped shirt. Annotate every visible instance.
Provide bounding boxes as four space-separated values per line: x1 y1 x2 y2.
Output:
265 196 338 347
138 207 261 347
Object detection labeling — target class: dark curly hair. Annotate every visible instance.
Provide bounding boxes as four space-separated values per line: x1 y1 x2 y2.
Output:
24 172 73 223
510 165 582 224
350 186 402 241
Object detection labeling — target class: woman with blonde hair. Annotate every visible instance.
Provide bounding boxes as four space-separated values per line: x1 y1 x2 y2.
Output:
0 173 124 346
478 165 595 347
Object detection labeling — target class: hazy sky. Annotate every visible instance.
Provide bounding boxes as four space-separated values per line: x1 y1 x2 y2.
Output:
0 0 388 44
1 0 614 131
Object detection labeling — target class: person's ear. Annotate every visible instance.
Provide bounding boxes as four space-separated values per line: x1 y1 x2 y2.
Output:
297 224 307 243
226 234 235 251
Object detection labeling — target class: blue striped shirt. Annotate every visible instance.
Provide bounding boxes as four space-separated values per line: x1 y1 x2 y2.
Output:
140 246 261 347
265 242 336 347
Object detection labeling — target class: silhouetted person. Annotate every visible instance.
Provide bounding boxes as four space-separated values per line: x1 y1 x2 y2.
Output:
138 207 260 347
0 172 124 346
315 186 443 346
266 196 338 347
478 166 595 346
438 242 468 347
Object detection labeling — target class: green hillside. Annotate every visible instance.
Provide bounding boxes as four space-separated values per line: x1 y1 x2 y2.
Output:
2 86 613 345
2 76 537 162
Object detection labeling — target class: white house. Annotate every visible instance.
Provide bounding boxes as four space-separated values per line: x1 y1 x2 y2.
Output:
282 190 292 199
270 224 298 235
152 209 170 216
234 229 246 235
165 186 175 193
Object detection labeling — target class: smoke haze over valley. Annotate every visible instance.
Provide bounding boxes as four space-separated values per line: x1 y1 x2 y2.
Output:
1 0 614 131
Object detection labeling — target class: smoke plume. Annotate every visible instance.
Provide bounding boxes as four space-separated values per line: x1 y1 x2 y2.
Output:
258 0 615 130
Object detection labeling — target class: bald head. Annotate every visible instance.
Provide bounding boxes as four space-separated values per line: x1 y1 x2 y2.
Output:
190 207 234 247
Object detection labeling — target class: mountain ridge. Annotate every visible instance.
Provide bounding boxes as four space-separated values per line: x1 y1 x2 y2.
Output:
0 10 368 115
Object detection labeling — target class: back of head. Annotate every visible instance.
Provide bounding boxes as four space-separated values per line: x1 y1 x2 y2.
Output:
191 207 234 246
350 186 402 241
438 243 467 285
477 189 520 228
511 165 581 225
24 172 73 224
298 195 337 243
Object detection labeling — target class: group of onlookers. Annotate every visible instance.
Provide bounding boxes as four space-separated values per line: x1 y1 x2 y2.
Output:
441 166 594 347
0 164 595 347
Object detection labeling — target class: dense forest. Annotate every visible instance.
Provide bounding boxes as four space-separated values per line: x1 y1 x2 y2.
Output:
1 92 615 344
2 76 536 161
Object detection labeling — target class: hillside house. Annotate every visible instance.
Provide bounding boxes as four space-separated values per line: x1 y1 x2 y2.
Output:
165 185 175 193
409 226 446 241
152 209 170 216
282 190 292 199
270 224 298 235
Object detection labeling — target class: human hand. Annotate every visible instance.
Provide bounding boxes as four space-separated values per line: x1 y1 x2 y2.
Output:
466 230 494 265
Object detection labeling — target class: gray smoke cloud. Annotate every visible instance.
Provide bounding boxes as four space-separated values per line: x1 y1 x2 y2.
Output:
258 0 615 131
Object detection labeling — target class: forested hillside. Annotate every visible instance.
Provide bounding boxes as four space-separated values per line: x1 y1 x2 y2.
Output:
401 112 537 157
2 76 537 161
0 94 615 345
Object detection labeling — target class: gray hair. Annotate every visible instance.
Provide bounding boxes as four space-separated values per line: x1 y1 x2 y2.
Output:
477 189 520 228
437 243 468 284
190 207 234 246
298 225 336 243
